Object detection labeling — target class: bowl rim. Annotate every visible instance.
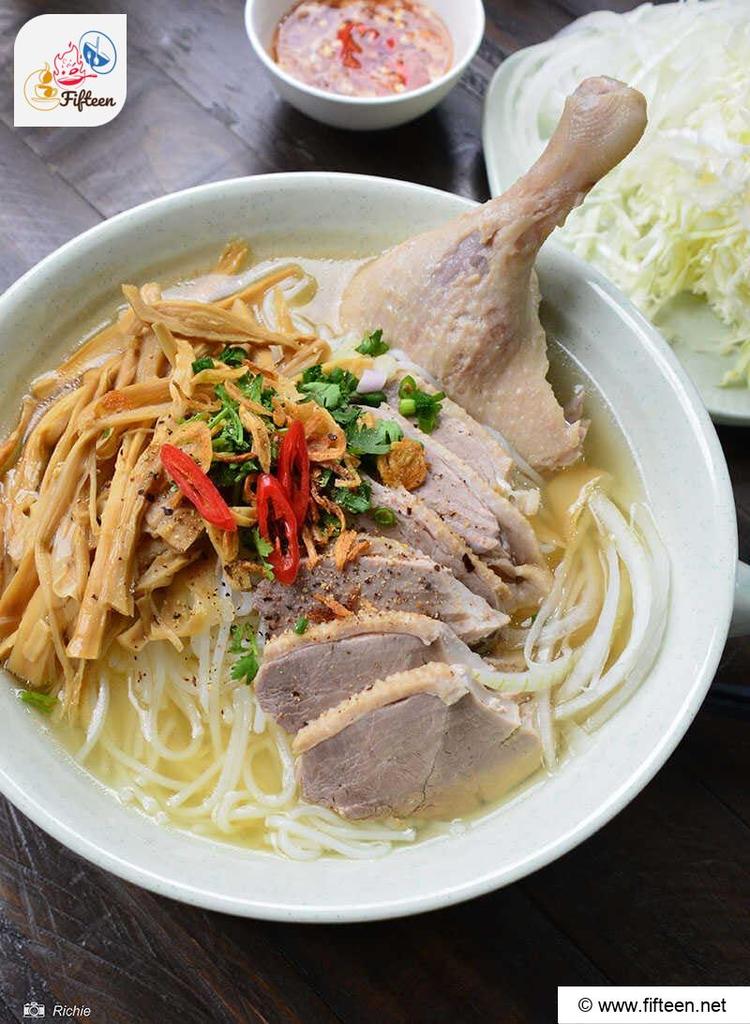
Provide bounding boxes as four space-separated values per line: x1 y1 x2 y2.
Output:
0 172 736 922
243 0 486 108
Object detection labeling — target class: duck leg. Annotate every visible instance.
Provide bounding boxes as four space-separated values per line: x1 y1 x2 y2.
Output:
341 77 647 471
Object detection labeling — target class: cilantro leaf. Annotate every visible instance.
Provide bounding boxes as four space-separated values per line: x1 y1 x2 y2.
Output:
251 527 275 580
191 356 214 374
303 368 358 407
320 512 342 537
229 623 261 685
209 459 257 489
219 346 248 367
236 372 275 410
346 419 403 456
19 690 57 713
210 384 250 453
253 529 273 559
327 367 359 400
301 364 323 385
332 480 372 515
330 405 361 429
356 329 389 357
299 380 342 410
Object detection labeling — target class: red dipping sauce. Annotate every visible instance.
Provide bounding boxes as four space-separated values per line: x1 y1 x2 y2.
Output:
273 0 453 98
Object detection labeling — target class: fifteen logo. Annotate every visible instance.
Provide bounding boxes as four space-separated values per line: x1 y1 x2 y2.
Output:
14 14 126 127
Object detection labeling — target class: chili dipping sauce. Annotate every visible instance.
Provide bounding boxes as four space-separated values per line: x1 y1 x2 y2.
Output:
273 0 453 98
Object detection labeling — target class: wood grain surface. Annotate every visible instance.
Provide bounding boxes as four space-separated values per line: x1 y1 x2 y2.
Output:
1 2 748 1022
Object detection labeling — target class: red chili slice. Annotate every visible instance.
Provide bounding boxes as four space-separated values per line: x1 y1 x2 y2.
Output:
256 473 301 585
160 444 236 533
338 21 363 69
277 419 310 527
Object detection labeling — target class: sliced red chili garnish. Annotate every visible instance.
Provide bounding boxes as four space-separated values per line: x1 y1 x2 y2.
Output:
277 419 310 528
256 473 301 585
160 444 236 533
338 21 363 69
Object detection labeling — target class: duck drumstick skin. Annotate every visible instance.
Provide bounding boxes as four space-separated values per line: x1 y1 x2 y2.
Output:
341 77 647 472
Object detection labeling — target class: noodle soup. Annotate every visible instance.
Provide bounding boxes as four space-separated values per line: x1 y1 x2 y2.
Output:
0 242 665 860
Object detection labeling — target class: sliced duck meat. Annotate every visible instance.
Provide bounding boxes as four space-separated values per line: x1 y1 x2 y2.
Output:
385 368 514 487
361 481 511 610
385 368 541 517
255 611 488 733
368 403 549 602
296 663 543 820
485 554 554 614
342 78 647 471
249 535 508 644
370 406 503 555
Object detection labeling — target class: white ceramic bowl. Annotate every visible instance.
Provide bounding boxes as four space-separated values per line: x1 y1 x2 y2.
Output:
0 174 744 922
244 0 485 130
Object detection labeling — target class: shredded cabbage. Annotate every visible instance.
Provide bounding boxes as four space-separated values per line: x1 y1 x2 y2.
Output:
505 0 750 385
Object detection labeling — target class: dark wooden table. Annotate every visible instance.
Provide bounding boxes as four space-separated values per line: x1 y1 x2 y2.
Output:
1 2 748 1021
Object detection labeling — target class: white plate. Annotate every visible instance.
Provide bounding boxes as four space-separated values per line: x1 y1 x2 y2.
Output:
482 49 750 426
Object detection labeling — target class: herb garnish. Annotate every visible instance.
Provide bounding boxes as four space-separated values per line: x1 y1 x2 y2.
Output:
191 356 214 374
210 384 250 453
356 329 389 357
218 346 248 367
236 372 276 411
210 459 258 491
300 364 384 416
398 376 445 434
346 420 403 456
355 390 387 408
229 623 261 685
19 690 57 713
332 480 372 515
251 527 275 580
299 365 359 411
293 617 309 635
372 507 397 527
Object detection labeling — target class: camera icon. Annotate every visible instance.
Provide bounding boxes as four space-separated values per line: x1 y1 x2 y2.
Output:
23 1003 45 1019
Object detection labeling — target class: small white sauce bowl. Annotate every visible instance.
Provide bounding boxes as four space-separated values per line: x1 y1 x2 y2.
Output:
244 0 486 130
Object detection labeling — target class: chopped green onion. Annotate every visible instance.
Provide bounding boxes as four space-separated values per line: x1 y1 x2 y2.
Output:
397 376 445 434
18 690 57 713
355 390 386 408
372 507 397 527
294 617 309 635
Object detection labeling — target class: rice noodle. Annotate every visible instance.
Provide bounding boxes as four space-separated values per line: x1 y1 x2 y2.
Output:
554 494 663 721
79 624 420 859
477 491 667 755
